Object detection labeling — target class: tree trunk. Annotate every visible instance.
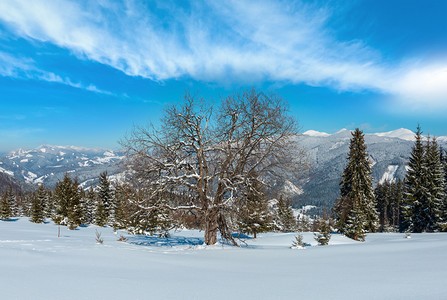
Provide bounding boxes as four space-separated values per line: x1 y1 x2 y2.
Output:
204 208 218 245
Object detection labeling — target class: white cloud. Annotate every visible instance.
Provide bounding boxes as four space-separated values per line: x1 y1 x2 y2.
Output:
0 0 446 107
0 51 113 95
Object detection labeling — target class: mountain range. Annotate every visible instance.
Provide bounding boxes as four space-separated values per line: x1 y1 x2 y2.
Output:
0 128 445 210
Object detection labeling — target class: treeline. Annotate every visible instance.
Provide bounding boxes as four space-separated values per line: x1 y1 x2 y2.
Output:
335 126 447 241
0 171 322 238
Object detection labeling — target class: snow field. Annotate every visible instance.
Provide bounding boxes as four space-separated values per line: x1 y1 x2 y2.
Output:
1 218 447 299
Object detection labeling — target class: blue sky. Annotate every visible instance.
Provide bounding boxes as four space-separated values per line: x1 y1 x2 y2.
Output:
1 0 447 152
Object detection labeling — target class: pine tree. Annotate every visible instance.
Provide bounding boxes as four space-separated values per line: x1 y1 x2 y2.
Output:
344 203 367 241
314 219 331 245
403 126 426 232
0 192 12 221
53 173 83 228
237 182 272 238
334 128 378 239
94 198 108 227
440 149 447 231
98 171 115 225
275 196 296 232
30 184 46 223
424 138 444 231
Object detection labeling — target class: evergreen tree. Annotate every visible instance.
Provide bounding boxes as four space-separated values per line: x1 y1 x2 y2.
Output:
94 198 108 227
0 192 12 221
424 138 444 231
7 186 18 217
30 184 46 223
334 128 378 239
53 173 83 228
237 182 272 238
98 171 115 225
403 125 426 232
314 219 331 245
275 196 296 232
440 149 447 231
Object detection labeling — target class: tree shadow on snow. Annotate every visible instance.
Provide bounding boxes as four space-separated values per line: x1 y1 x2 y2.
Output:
1 218 19 222
128 235 204 247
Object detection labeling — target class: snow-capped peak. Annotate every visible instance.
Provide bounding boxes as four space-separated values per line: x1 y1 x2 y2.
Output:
373 128 415 141
302 130 330 137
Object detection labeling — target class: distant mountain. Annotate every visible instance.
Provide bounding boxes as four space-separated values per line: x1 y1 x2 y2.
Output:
0 129 445 206
0 145 125 189
0 172 36 194
294 128 447 209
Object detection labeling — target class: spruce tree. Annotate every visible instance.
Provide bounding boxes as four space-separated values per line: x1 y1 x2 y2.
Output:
0 192 12 221
440 149 447 231
424 138 444 231
275 196 296 232
237 182 272 238
334 128 378 239
403 126 426 232
94 198 108 227
98 171 115 225
30 184 46 223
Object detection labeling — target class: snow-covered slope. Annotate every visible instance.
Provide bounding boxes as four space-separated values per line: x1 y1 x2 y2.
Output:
1 219 447 299
0 145 124 188
373 128 416 141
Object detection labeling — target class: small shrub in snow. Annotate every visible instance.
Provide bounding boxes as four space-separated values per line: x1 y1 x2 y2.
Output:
291 233 306 249
95 230 103 244
117 235 128 242
405 232 411 239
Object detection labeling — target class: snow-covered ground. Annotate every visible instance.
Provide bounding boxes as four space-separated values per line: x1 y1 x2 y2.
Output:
1 219 446 299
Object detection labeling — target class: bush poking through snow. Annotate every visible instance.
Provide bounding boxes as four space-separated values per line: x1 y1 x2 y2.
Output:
117 235 128 242
291 233 306 249
95 230 103 244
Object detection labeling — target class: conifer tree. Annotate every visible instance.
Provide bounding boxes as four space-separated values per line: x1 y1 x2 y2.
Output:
30 184 46 223
237 182 272 238
98 171 115 225
53 173 83 228
275 196 296 232
314 219 332 245
344 202 367 241
334 128 378 239
0 192 12 221
424 138 444 231
403 126 426 232
94 198 108 227
7 186 18 217
440 149 447 231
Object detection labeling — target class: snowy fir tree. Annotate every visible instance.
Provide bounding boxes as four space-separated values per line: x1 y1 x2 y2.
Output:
275 196 296 232
94 198 108 227
423 138 444 231
334 128 378 239
0 192 12 221
53 173 83 228
440 149 447 231
375 180 404 232
314 219 331 245
30 184 46 223
237 181 272 238
98 171 115 225
404 127 445 232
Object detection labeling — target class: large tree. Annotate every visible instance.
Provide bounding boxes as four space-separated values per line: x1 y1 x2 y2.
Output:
334 128 378 239
404 127 445 232
122 89 305 245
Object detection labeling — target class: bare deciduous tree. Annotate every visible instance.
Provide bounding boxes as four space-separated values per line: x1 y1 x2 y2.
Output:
121 89 306 245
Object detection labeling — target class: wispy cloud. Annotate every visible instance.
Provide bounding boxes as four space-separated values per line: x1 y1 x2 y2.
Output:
0 51 114 95
0 0 446 107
